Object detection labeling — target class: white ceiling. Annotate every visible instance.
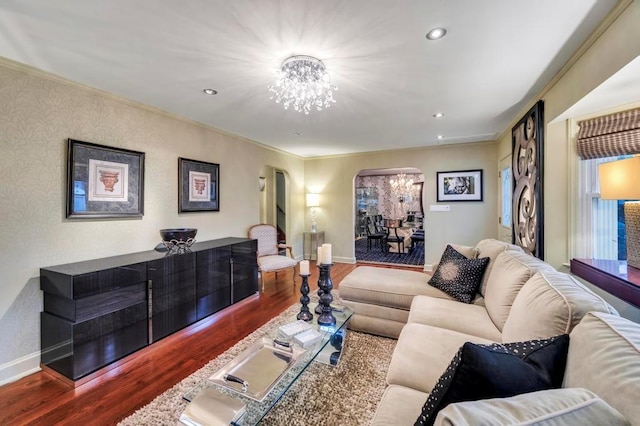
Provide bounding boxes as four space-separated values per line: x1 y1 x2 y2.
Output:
0 0 620 157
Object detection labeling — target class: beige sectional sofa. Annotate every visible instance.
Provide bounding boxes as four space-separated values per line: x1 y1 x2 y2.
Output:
339 239 640 425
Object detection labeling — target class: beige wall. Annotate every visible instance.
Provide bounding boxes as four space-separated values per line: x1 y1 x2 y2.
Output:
304 143 499 267
497 0 640 268
0 60 304 377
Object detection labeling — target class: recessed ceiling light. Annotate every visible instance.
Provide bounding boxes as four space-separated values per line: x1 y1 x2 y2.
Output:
203 89 217 95
294 132 303 136
426 27 447 40
433 112 444 118
437 135 444 140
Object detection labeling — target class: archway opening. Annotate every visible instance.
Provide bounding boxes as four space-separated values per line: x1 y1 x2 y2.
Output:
354 168 425 267
260 165 291 244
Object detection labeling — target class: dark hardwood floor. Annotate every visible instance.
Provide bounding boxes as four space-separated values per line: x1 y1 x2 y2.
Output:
0 262 417 425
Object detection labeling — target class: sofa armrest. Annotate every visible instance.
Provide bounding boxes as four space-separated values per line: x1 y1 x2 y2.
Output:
434 388 629 426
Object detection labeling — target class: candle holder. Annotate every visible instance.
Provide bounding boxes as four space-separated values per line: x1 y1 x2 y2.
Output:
316 263 336 326
315 276 324 315
297 274 313 322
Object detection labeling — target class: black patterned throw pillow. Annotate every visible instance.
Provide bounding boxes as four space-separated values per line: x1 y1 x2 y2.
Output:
428 245 489 303
414 335 570 426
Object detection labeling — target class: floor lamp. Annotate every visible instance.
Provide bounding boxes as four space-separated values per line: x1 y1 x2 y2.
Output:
598 157 640 269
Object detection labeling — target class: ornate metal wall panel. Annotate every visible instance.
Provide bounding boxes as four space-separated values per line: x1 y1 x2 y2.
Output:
512 101 544 259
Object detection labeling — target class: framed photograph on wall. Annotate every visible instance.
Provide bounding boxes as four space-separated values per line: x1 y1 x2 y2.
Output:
179 157 220 212
436 169 483 202
66 139 145 219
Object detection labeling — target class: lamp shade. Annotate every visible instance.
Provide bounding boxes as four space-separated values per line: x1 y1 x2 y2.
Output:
306 193 320 207
598 157 640 200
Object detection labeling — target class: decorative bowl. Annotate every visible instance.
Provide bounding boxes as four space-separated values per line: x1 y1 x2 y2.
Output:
159 228 198 242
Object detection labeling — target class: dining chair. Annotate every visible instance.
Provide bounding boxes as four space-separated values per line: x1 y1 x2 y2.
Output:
366 223 387 252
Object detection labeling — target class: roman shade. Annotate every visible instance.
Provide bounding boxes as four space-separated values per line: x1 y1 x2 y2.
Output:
577 107 640 160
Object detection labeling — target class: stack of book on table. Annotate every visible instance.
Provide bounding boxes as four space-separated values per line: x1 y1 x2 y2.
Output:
278 320 323 348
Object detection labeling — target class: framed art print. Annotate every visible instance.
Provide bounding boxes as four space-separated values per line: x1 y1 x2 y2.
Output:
179 157 220 212
66 139 145 219
436 169 483 202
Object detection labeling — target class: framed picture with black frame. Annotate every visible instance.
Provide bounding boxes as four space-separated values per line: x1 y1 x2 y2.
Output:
436 169 483 202
179 157 220 212
66 139 145 219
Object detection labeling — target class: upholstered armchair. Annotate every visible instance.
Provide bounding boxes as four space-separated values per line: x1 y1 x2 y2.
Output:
248 224 297 291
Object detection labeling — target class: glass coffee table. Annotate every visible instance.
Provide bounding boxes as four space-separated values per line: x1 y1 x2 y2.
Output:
183 303 353 425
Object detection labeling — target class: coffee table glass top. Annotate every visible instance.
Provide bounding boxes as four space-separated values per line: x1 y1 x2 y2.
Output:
183 303 353 426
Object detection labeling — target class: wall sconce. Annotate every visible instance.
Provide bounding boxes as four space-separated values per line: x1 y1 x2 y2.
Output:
306 193 320 232
598 156 640 269
258 176 266 192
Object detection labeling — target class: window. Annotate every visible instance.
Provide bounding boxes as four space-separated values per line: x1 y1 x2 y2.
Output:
579 155 628 260
501 166 511 228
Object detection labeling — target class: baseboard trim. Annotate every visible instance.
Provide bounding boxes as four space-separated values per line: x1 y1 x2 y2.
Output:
333 256 356 264
0 351 41 386
424 263 434 272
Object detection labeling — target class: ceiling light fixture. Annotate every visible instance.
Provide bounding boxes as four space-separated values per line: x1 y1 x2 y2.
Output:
433 112 444 118
268 55 337 115
426 27 447 40
202 89 217 95
390 173 414 196
437 135 444 140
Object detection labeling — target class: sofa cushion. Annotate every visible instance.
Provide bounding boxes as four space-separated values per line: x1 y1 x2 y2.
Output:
483 250 552 331
386 323 495 393
416 335 569 426
408 296 502 342
474 238 524 296
428 245 489 303
370 385 428 426
502 271 617 342
564 312 640 424
339 266 454 310
342 300 409 339
433 388 629 426
449 243 478 259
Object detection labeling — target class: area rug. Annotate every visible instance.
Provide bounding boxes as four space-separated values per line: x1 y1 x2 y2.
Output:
355 237 424 267
118 302 397 425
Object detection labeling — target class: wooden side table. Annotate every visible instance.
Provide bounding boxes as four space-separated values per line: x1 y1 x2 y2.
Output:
303 231 325 260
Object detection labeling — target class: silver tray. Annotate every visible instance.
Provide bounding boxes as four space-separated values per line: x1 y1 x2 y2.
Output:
208 337 307 402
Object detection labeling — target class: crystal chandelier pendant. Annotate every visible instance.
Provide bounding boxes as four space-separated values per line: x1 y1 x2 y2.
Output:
390 173 415 219
268 55 337 114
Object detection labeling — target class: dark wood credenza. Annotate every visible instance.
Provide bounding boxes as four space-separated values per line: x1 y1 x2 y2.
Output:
40 237 258 382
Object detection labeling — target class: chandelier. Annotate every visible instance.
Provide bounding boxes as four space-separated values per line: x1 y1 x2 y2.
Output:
268 55 337 115
390 173 414 197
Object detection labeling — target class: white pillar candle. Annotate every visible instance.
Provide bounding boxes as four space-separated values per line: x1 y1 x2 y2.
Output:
321 243 332 265
317 247 323 265
300 260 310 275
